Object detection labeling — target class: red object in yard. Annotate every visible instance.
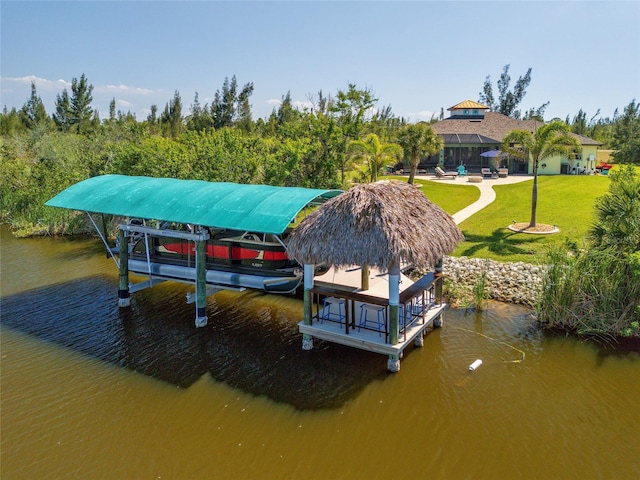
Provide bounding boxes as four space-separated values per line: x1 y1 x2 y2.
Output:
597 162 613 170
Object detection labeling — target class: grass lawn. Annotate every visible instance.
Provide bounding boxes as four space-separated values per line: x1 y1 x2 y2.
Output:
364 171 621 264
453 175 612 263
383 175 480 215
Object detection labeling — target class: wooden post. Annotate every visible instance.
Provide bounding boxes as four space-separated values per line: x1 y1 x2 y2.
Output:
435 258 443 305
195 238 208 327
361 264 370 291
117 229 130 307
302 264 314 350
387 261 401 372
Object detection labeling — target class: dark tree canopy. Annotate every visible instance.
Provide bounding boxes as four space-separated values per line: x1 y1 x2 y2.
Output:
53 74 94 133
479 64 549 120
69 74 94 133
211 75 254 130
611 99 640 164
20 81 49 129
160 90 184 138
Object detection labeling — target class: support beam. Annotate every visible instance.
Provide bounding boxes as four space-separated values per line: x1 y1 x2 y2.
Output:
387 261 401 372
117 229 130 307
129 278 166 294
388 262 400 346
361 264 370 291
302 263 314 350
186 286 222 304
119 223 209 241
195 237 208 327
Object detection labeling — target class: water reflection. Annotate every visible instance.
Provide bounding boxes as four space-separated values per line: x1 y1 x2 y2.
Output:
1 276 386 409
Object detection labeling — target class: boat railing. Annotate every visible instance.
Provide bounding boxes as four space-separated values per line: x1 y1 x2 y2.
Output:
308 272 442 344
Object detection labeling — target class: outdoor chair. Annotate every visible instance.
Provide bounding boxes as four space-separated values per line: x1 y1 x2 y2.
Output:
481 168 492 178
358 303 386 336
457 165 468 176
434 166 458 179
320 296 345 323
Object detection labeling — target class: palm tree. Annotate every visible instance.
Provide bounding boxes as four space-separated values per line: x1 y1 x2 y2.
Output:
347 133 403 183
397 122 444 185
589 165 640 253
502 120 581 227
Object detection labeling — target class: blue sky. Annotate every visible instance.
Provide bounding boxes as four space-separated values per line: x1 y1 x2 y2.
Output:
2 1 639 123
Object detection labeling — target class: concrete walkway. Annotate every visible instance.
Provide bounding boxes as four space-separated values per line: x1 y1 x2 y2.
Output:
417 174 533 224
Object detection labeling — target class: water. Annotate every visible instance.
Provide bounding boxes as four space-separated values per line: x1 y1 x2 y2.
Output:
2 226 639 479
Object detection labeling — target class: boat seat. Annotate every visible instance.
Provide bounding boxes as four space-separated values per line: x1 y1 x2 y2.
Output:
320 297 345 323
358 304 386 336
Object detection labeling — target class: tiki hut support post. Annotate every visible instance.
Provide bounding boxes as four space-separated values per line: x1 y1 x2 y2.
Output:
302 263 314 350
117 229 130 308
387 261 401 372
195 237 208 327
361 264 370 291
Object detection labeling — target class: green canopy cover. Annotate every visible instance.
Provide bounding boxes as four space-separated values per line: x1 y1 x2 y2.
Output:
46 175 342 234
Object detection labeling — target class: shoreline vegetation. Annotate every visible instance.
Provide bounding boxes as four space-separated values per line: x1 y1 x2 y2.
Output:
2 81 638 341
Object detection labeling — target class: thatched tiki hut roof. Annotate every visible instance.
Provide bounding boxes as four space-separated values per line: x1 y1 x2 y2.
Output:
287 180 464 271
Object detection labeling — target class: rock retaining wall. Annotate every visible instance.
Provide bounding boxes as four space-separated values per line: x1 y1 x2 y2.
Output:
441 256 543 307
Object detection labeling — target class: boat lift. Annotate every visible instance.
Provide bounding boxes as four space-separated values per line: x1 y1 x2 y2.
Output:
46 175 342 327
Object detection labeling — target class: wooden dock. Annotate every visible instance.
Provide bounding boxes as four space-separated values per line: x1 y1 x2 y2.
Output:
299 266 445 369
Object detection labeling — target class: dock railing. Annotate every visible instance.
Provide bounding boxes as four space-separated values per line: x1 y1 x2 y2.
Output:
308 272 442 344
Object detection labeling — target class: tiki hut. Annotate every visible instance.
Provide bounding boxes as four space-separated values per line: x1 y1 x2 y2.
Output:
290 181 464 371
287 180 463 271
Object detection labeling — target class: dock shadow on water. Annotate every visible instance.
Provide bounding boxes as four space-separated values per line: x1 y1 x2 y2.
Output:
1 275 386 410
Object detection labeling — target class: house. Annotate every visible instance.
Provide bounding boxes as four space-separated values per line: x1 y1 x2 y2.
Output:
424 100 600 175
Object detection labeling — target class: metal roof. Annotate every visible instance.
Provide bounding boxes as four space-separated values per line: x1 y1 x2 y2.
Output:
447 100 490 111
46 175 343 234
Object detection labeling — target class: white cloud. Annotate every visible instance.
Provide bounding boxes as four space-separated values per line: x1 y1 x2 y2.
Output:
406 110 437 122
266 98 314 112
117 99 133 107
293 100 313 111
2 76 160 97
97 84 156 95
2 75 70 90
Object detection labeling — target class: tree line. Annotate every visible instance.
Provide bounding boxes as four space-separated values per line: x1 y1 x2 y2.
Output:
1 71 638 236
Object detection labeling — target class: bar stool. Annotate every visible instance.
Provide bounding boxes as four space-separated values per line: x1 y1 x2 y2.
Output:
320 297 345 323
358 304 386 336
411 291 434 317
399 305 410 328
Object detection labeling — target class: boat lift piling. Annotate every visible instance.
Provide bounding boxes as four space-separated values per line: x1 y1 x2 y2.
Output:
116 223 213 327
117 228 130 308
195 236 208 327
302 264 314 351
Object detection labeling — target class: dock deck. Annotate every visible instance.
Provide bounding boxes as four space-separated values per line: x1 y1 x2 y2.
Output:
298 303 444 356
300 267 444 359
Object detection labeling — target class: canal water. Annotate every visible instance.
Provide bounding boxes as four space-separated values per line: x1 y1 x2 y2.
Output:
1 226 639 479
